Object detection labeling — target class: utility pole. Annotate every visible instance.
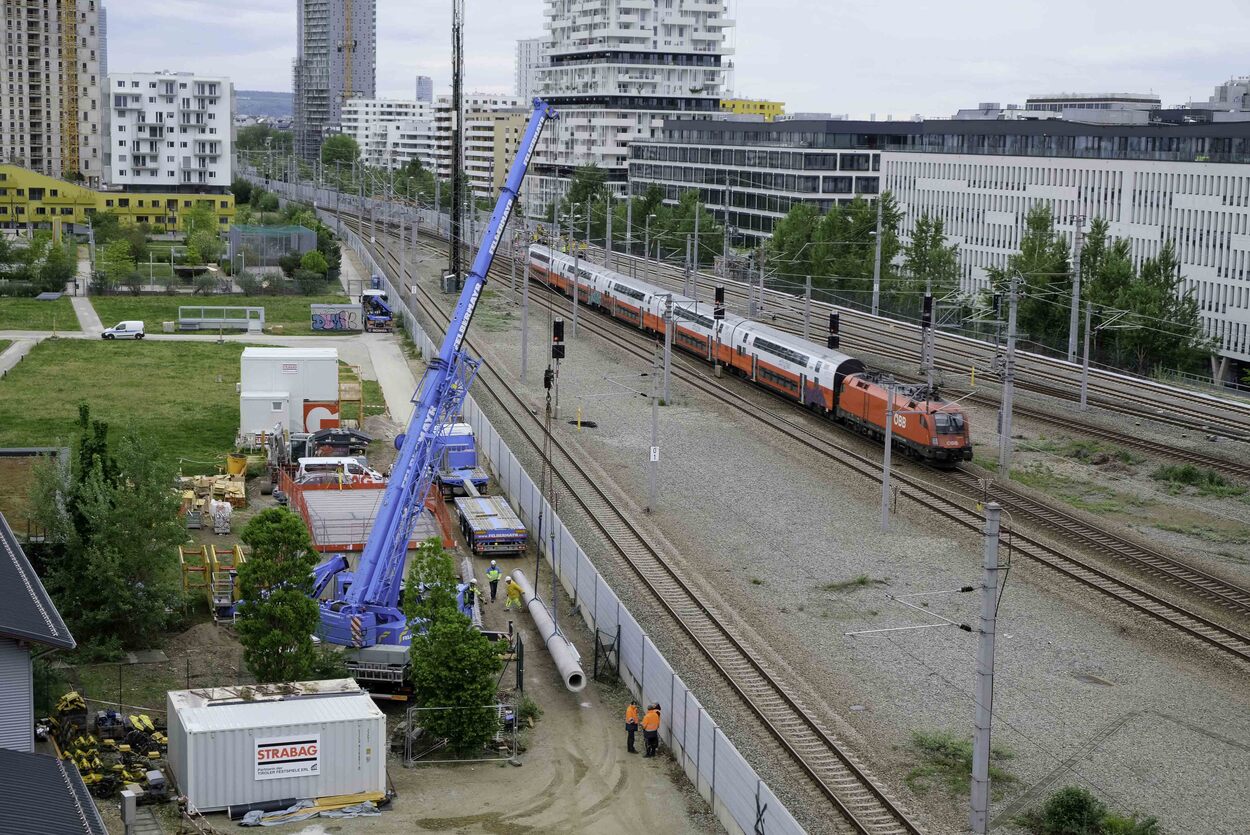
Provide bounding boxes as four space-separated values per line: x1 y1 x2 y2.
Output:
510 233 517 293
803 275 812 340
643 214 653 283
881 381 895 532
683 234 692 296
662 294 673 403
1067 215 1087 363
1079 302 1092 410
969 502 1002 835
871 195 884 316
625 199 633 275
922 284 934 389
997 273 1019 476
521 239 531 382
605 192 613 269
572 212 580 337
647 348 660 513
692 202 700 285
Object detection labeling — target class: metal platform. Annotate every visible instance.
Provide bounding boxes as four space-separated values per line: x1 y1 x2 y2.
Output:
301 487 439 552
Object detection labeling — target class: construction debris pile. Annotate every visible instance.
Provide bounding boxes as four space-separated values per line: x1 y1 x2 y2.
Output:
179 473 247 530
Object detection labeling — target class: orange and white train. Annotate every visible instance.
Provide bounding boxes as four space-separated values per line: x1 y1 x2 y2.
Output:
528 244 973 466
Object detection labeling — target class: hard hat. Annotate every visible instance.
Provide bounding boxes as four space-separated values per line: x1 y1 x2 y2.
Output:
470 578 478 584
490 559 497 566
505 575 512 581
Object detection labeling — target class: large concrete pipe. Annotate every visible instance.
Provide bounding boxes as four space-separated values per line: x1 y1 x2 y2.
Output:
511 570 586 692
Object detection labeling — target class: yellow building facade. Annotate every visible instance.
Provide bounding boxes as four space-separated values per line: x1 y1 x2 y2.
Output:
719 98 786 122
0 165 235 236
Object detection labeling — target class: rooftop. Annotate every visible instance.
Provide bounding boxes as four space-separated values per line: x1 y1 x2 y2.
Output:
169 679 383 733
0 512 75 649
0 748 107 835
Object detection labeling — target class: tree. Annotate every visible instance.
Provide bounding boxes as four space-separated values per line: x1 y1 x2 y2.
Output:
236 124 293 153
187 229 223 265
903 213 959 295
231 178 254 205
183 202 218 237
987 204 1071 347
403 538 502 755
97 238 135 290
300 249 328 275
278 252 302 278
36 238 77 294
294 268 327 295
236 508 321 683
320 134 360 167
29 407 185 655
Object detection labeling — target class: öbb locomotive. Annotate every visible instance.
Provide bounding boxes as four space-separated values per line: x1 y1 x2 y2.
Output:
528 245 973 466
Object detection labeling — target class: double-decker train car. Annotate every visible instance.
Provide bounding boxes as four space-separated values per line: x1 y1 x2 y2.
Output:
527 245 973 465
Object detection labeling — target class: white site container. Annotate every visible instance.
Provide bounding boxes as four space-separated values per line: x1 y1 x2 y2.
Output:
239 392 291 438
239 347 340 435
166 679 386 813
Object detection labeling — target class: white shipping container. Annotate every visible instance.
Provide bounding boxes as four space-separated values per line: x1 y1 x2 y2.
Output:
167 679 386 812
239 348 340 434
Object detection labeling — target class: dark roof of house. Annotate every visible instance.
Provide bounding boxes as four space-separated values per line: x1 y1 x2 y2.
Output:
0 513 75 649
0 748 108 835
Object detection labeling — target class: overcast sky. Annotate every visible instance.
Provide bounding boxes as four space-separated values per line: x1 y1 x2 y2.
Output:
107 0 1250 117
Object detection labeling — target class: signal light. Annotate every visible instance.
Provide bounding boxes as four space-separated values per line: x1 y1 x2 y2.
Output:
827 312 840 350
714 285 725 320
922 294 933 330
551 317 565 359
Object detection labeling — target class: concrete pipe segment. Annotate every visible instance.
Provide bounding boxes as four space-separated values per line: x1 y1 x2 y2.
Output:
510 570 586 692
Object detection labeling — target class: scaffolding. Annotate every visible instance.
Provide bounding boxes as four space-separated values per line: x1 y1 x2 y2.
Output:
59 0 79 178
208 544 247 621
338 363 365 428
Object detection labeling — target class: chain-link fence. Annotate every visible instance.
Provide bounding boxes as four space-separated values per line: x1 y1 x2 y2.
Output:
401 704 518 765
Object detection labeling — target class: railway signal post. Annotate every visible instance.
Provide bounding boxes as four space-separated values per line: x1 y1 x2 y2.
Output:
648 348 661 513
1066 214 1087 363
871 195 884 316
803 275 812 340
970 502 1002 835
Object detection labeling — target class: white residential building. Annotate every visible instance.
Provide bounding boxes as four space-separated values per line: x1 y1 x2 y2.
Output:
528 0 734 211
0 0 106 185
514 36 546 102
465 109 529 199
339 98 432 167
106 71 233 190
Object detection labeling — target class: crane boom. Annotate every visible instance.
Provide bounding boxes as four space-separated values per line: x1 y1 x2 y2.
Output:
315 99 557 648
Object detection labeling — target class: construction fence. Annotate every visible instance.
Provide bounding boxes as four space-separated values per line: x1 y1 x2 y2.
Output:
315 201 807 835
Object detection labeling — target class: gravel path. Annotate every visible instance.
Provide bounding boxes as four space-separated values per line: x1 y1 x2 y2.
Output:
395 235 1250 835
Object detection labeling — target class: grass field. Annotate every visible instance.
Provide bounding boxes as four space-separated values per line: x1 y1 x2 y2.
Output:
0 339 11 354
0 339 243 473
0 297 81 331
91 293 351 335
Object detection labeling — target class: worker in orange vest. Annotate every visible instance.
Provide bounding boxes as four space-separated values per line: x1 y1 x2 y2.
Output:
641 703 661 758
624 700 640 753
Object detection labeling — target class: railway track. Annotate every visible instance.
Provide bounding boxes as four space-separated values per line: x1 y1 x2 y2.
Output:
342 214 928 835
351 211 1250 666
604 246 1250 445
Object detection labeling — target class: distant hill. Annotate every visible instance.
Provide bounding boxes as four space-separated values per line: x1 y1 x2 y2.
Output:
236 90 293 118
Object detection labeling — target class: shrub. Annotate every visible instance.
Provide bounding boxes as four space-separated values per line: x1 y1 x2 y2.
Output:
294 268 327 295
300 249 329 276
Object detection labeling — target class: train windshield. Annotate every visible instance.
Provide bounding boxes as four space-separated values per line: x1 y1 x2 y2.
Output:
934 412 965 434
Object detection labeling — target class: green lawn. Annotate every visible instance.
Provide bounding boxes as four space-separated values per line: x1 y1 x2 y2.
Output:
0 339 11 354
0 297 82 331
0 340 243 473
91 293 351 335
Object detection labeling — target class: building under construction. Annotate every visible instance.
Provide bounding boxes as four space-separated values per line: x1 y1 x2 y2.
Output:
0 0 106 186
292 0 377 160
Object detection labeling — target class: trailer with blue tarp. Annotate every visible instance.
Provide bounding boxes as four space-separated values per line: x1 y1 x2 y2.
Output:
453 496 527 554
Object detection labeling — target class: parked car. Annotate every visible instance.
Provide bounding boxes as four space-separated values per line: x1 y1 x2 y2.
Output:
102 320 145 340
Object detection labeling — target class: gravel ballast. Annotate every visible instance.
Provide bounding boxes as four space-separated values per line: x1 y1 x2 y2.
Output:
392 233 1250 835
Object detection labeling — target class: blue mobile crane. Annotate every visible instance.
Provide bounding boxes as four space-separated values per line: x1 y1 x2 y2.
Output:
312 99 557 660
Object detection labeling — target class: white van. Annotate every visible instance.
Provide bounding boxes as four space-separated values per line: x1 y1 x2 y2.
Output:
101 320 145 340
295 456 385 485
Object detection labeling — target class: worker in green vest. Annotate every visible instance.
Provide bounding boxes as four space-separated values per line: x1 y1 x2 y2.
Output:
485 560 502 602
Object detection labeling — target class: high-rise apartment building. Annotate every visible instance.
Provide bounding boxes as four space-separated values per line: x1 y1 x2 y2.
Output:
0 0 106 185
528 0 733 211
415 75 433 104
514 36 546 102
465 108 529 199
106 71 232 190
339 98 432 168
292 0 376 160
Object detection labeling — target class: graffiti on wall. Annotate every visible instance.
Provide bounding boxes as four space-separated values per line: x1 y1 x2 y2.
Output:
310 304 363 332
